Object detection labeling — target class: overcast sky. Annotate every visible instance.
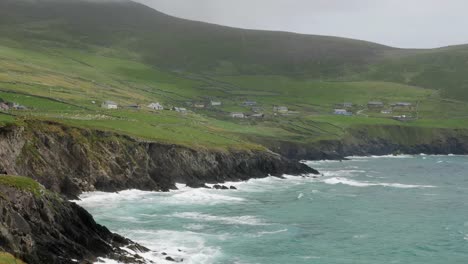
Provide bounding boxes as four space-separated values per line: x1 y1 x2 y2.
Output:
133 0 468 48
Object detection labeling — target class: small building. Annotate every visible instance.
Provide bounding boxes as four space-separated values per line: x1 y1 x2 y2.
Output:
334 109 352 116
7 102 19 109
368 101 384 108
251 113 265 118
392 102 413 109
392 115 414 122
230 112 245 118
211 101 222 106
0 102 9 111
101 101 118 109
15 105 27 110
273 106 289 113
194 103 206 108
243 101 257 107
126 104 141 109
148 102 164 110
381 109 393 114
173 107 188 113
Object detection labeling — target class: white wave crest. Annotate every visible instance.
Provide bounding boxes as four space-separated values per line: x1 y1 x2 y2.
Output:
323 177 435 188
347 155 414 159
170 212 267 226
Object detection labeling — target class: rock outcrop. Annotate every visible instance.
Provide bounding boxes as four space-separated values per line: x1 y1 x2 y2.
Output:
0 176 148 264
0 121 316 198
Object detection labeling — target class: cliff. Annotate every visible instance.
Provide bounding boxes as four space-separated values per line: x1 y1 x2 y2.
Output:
259 125 468 160
0 175 148 264
0 121 316 198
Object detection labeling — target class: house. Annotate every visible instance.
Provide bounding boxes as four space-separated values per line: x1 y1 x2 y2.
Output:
243 101 257 107
230 112 245 118
210 101 222 106
251 113 265 118
6 102 27 110
148 102 164 110
368 101 384 108
334 109 352 116
391 102 413 109
7 102 19 109
392 115 414 122
101 101 118 109
194 103 206 108
273 106 289 113
0 102 9 111
173 107 187 113
15 105 27 110
126 104 141 109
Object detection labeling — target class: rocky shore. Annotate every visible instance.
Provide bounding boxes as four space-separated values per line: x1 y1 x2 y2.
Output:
262 125 468 161
0 176 149 264
1 121 467 263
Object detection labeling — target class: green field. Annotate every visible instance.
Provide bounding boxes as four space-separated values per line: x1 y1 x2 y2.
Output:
1 43 468 149
0 0 467 150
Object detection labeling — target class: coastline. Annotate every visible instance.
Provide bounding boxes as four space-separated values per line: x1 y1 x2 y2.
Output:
1 121 467 263
78 154 467 264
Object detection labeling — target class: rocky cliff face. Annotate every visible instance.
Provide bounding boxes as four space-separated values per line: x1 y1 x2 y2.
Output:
263 125 468 160
0 176 148 264
0 121 316 198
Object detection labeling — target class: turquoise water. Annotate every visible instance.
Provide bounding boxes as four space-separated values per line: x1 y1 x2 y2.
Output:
78 155 468 264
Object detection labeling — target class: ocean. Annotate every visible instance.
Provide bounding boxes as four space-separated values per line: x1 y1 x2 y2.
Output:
77 155 468 264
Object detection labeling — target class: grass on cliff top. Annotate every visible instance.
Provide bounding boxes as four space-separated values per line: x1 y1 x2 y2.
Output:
0 175 43 196
0 252 26 264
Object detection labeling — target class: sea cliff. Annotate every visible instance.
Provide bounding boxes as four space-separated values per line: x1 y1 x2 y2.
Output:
0 121 316 198
0 175 148 264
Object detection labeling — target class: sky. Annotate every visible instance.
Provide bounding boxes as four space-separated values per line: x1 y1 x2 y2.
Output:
133 0 468 49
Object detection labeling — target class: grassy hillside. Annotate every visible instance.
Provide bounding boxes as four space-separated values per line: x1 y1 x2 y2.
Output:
0 0 467 150
364 45 468 100
0 0 392 77
1 43 467 149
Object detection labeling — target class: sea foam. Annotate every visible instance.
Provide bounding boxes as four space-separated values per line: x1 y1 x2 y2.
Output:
170 212 267 226
323 177 435 188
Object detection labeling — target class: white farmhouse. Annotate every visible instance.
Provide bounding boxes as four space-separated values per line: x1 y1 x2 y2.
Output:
148 102 164 110
230 112 245 118
101 101 118 109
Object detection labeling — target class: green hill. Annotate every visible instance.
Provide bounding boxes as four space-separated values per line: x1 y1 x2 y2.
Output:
364 45 468 100
0 0 393 77
0 0 467 150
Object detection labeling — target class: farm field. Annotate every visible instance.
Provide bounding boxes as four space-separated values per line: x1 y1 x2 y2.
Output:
1 43 468 150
